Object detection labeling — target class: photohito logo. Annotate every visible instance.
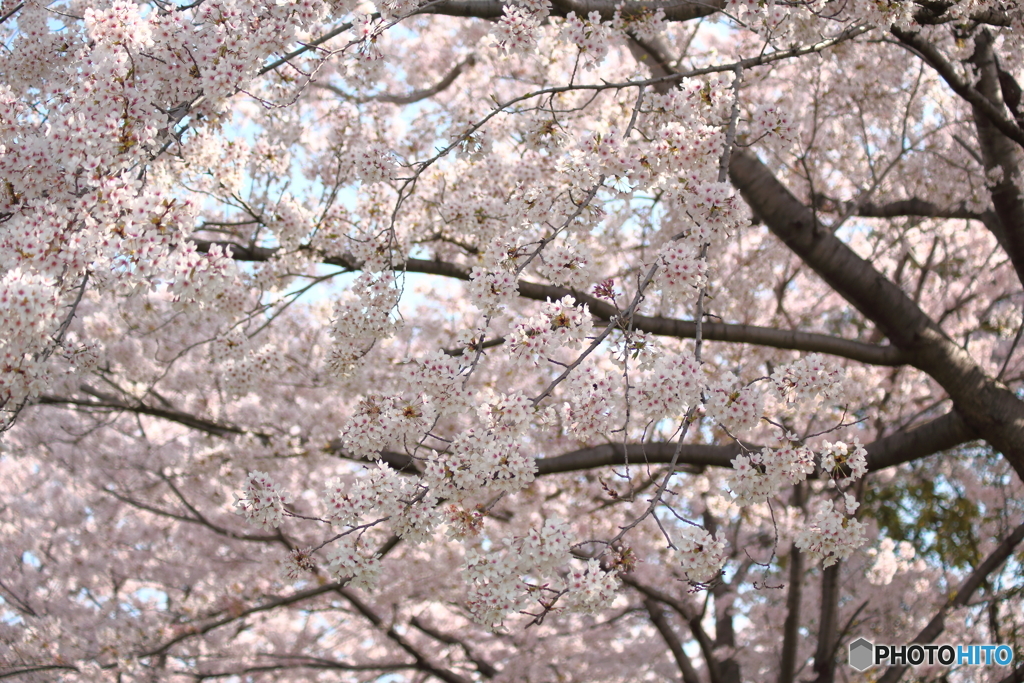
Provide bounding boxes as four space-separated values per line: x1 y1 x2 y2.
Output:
849 638 1015 671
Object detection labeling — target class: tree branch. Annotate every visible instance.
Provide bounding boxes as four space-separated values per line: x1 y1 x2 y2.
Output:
877 519 1024 683
189 656 414 679
811 562 840 683
968 29 1024 288
103 488 281 542
191 239 908 366
340 588 473 683
864 410 975 470
996 664 1024 683
839 198 1012 258
315 55 477 105
408 615 498 678
912 2 1013 26
0 665 80 680
777 485 806 683
644 598 703 683
39 389 974 476
532 410 973 475
414 0 723 22
818 195 984 221
729 148 1024 480
535 442 737 474
139 581 350 658
891 27 1024 149
623 576 723 683
38 386 249 438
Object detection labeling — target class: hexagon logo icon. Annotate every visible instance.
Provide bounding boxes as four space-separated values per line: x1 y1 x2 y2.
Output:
849 638 874 671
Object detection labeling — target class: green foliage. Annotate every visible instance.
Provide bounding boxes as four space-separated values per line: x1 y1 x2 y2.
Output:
862 459 982 571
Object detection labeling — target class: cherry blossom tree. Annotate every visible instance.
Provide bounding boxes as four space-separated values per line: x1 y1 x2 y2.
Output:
2 0 1024 680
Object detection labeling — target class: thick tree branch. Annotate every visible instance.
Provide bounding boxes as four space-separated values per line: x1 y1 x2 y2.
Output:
891 27 1024 149
877 519 1024 683
340 588 473 683
190 663 413 679
627 33 679 95
0 2 24 26
777 485 806 683
818 195 983 221
409 615 498 678
729 148 1024 480
340 409 970 474
130 564 460 680
912 4 1013 26
839 199 1012 257
38 386 248 438
864 410 975 470
103 488 281 542
532 411 973 475
616 316 907 366
811 562 840 683
0 665 80 680
535 442 737 473
644 598 703 683
997 665 1024 683
38 388 974 476
623 576 723 683
189 656 415 678
140 581 350 657
315 55 477 105
968 30 1024 288
191 239 908 366
414 0 723 22
258 18 363 76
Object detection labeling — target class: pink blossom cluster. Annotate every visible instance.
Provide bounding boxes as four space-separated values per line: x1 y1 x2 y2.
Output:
324 460 411 527
560 366 617 441
326 536 383 589
219 343 286 397
705 374 763 434
610 6 667 41
169 244 242 312
0 271 62 408
728 443 816 505
674 524 727 584
636 353 704 421
479 391 533 436
233 470 294 530
795 499 867 568
327 272 401 373
558 12 612 66
424 428 537 500
820 439 868 484
677 180 747 242
509 296 594 364
404 350 474 412
653 242 708 306
649 123 725 181
267 197 314 251
492 5 544 54
770 353 848 405
342 393 435 458
535 238 593 290
610 330 660 371
747 104 798 146
468 266 520 314
350 140 395 185
464 520 617 626
559 559 621 614
323 460 442 548
866 538 921 586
